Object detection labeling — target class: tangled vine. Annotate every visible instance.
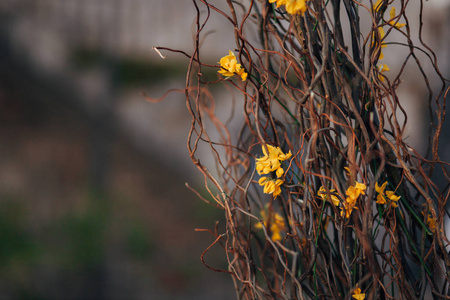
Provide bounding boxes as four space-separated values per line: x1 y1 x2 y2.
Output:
154 0 449 298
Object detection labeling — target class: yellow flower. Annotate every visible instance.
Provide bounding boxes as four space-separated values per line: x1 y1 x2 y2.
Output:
275 166 284 177
389 7 406 29
386 190 400 207
344 167 351 177
218 50 247 81
255 144 292 177
377 63 390 81
269 0 308 15
346 186 359 201
340 201 358 219
318 186 340 206
373 0 405 29
218 51 238 77
352 287 366 300
285 0 308 15
372 27 387 60
375 181 400 207
346 181 366 202
259 177 284 198
373 0 383 12
341 182 365 218
375 181 388 204
269 0 286 7
255 210 286 241
354 182 367 194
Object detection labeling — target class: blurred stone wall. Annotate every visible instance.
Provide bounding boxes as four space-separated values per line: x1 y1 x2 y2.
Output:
0 1 237 299
0 0 235 59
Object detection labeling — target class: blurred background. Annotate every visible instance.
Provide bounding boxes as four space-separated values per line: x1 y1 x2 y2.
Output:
0 0 448 299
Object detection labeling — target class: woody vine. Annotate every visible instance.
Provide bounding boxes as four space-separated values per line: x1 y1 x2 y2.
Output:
153 0 450 299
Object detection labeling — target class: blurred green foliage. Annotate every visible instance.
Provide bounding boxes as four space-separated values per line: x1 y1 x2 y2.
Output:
70 48 219 87
70 48 185 87
0 199 37 272
125 220 154 261
0 192 157 298
54 207 107 267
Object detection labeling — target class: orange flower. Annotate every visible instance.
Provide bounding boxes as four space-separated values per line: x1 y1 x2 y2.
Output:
426 213 437 232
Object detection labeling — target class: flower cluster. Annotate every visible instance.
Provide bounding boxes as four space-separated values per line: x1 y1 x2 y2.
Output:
256 145 292 177
317 186 340 206
341 182 366 218
218 50 248 81
258 177 284 198
372 0 405 82
375 181 400 207
255 210 286 241
269 0 309 16
256 144 292 199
